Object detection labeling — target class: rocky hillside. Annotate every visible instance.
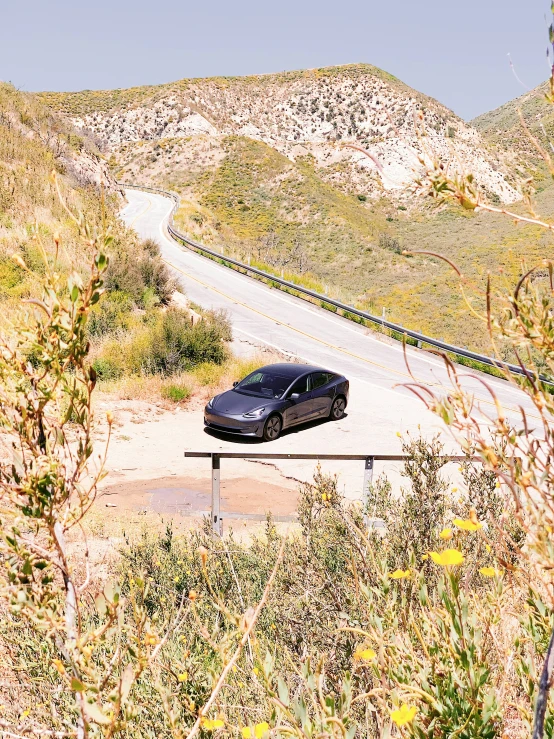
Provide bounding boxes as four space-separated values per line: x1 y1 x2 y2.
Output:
40 66 553 354
40 64 517 204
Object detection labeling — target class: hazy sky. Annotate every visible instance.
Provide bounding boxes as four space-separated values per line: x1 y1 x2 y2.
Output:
1 0 551 120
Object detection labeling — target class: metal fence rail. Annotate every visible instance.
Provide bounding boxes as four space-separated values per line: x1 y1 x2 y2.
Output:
184 451 467 534
120 181 551 383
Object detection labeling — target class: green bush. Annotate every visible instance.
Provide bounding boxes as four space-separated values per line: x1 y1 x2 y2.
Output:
92 356 121 380
104 238 175 307
161 380 191 402
88 289 134 337
138 250 176 304
98 308 230 377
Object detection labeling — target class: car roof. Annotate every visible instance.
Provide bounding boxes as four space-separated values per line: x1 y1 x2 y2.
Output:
256 363 332 378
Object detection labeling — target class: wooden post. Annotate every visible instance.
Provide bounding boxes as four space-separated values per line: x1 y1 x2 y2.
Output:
211 454 222 535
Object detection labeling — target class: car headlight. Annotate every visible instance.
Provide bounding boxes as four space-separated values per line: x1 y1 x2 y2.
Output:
243 407 266 418
207 397 215 409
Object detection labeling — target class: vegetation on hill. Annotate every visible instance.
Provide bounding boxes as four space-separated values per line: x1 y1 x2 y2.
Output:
37 64 439 118
41 64 544 354
111 129 554 355
0 83 235 402
473 81 552 162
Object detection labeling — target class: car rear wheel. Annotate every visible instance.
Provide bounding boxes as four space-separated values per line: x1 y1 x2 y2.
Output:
263 414 282 441
329 396 346 421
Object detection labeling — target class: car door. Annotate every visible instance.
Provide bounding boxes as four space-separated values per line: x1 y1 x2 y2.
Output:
309 372 335 418
283 374 313 427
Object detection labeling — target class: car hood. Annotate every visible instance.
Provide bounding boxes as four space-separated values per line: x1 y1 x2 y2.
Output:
211 390 278 415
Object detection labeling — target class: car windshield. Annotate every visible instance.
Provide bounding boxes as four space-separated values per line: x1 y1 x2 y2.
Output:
235 371 291 399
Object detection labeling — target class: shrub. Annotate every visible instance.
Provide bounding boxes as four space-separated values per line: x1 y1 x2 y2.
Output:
161 379 191 402
104 238 176 306
97 308 230 377
88 289 134 337
379 231 402 254
92 355 121 380
192 361 226 385
138 251 176 305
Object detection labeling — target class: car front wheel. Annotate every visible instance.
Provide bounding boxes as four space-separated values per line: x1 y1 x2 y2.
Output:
329 396 346 420
263 414 282 441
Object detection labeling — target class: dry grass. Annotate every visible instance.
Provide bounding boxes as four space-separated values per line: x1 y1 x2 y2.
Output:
96 353 274 405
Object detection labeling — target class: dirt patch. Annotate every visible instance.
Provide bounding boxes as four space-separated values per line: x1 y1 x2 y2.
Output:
98 474 299 519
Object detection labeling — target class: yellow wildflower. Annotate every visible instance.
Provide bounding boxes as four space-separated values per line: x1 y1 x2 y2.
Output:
20 709 30 719
439 528 452 540
396 431 402 437
429 549 465 567
390 569 410 579
485 544 491 553
453 518 482 531
52 659 65 675
479 567 501 577
178 672 188 682
241 722 270 738
391 704 418 726
201 718 224 731
421 554 429 561
252 667 259 676
354 647 376 661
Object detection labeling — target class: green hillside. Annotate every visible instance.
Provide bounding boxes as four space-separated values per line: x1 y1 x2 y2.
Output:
116 130 554 355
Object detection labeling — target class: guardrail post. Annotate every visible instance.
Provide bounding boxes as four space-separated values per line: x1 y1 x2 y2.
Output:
211 453 222 536
362 456 374 526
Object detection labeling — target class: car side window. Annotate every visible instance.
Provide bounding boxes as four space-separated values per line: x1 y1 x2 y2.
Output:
311 372 331 390
288 374 311 396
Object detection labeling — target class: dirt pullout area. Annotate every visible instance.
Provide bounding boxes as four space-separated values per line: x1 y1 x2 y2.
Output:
98 474 299 520
92 393 302 528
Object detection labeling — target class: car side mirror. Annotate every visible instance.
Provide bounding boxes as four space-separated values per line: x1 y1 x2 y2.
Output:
290 392 300 400
233 381 238 387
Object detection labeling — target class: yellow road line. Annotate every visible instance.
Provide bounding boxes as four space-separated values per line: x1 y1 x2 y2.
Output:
165 258 422 381
129 195 152 228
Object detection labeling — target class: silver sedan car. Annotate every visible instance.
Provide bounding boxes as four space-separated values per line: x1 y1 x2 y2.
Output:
204 363 349 441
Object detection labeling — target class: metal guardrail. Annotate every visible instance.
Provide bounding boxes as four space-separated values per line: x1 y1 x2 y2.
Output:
121 181 550 383
184 451 467 534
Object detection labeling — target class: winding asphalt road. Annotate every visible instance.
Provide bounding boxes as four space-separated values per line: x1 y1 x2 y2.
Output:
118 188 536 494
